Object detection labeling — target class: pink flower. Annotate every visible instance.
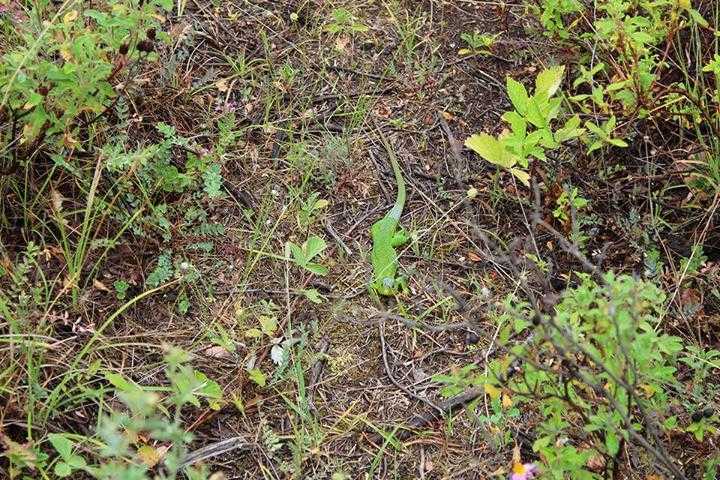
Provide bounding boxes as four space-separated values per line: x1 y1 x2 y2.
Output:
510 463 538 480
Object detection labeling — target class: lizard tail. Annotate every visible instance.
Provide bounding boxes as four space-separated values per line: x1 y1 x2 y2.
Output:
377 127 406 220
388 149 405 219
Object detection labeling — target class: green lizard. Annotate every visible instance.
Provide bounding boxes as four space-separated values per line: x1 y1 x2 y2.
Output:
370 127 409 296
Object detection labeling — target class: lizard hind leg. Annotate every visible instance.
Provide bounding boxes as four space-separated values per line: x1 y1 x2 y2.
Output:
391 229 409 247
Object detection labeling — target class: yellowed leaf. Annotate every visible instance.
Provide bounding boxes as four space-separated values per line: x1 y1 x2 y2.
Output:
484 383 501 400
501 392 513 409
63 10 78 24
60 48 73 62
137 445 161 467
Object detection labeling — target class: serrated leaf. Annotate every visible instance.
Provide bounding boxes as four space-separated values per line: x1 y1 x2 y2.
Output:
506 77 529 115
465 133 516 168
302 288 324 303
303 235 326 260
245 328 263 338
259 316 277 335
287 242 305 265
54 462 72 477
48 434 73 460
535 66 565 99
67 455 86 468
138 445 162 467
248 368 266 387
305 263 329 276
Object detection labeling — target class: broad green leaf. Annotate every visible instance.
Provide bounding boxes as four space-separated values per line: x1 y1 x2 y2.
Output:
54 462 72 478
194 370 222 400
506 77 529 115
535 66 565 99
305 263 329 276
465 133 516 168
66 455 86 469
584 121 605 137
154 0 173 11
555 115 584 143
605 431 619 456
502 111 527 137
48 434 73 460
689 8 709 27
525 98 547 128
287 242 305 264
304 235 327 260
104 372 138 393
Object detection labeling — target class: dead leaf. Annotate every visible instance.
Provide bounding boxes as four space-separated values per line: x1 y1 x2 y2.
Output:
50 189 64 212
203 345 233 359
93 279 109 292
586 452 606 471
215 78 229 92
467 251 483 262
335 35 350 52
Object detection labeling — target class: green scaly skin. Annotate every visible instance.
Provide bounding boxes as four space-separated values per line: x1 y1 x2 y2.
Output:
370 128 408 296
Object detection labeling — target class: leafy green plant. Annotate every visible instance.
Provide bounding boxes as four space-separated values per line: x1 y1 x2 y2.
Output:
113 279 130 300
438 273 718 478
465 66 583 186
297 192 329 228
22 348 223 480
584 116 628 153
529 0 720 188
324 8 368 35
552 186 588 223
459 32 498 56
1 1 169 147
286 235 329 276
